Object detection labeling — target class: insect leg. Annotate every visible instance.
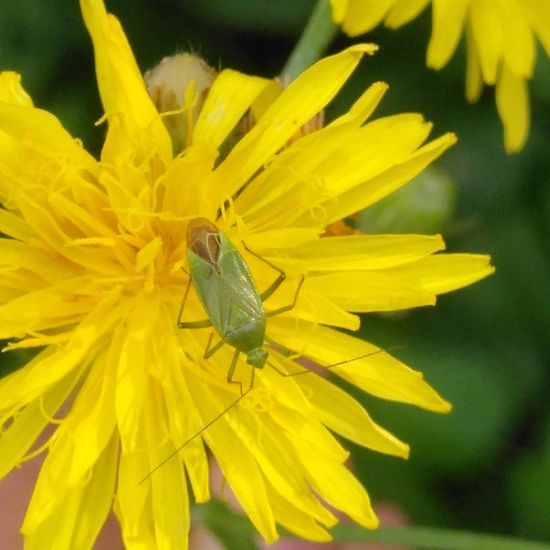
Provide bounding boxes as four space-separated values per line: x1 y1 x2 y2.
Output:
177 276 212 329
204 332 226 359
264 275 305 318
226 348 245 396
263 335 308 376
265 358 295 377
242 242 286 301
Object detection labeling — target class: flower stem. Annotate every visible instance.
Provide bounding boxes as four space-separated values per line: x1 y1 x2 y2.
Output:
281 0 338 80
331 525 550 550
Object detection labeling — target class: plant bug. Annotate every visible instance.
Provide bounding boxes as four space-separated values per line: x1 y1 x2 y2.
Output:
178 217 304 390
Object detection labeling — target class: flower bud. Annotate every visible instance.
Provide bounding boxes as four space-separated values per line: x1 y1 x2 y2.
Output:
145 53 216 154
358 167 457 235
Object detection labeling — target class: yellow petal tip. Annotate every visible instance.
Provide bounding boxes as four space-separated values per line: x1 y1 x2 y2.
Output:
348 43 379 56
445 132 458 145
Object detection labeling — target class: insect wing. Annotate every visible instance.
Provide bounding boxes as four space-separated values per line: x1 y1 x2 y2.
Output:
217 233 264 321
187 231 264 341
212 234 265 343
187 245 226 335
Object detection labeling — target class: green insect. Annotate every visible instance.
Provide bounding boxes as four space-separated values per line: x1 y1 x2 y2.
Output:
178 216 303 391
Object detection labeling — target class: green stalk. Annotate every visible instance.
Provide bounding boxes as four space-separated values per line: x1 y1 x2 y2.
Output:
332 525 550 550
281 0 338 80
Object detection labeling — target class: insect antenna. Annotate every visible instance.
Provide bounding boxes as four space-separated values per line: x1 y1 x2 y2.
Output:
264 337 406 378
293 345 407 376
140 385 252 484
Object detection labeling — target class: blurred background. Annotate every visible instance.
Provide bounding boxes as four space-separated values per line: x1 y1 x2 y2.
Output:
1 0 549 547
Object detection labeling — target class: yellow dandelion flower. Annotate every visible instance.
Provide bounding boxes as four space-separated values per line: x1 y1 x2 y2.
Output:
330 0 550 153
0 0 494 547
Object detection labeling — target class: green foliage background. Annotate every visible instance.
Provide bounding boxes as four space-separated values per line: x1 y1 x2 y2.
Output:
1 0 549 546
